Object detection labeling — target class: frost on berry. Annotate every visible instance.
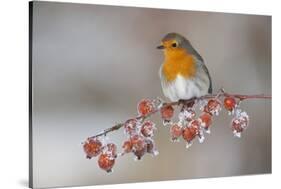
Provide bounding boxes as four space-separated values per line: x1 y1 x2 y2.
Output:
160 105 174 123
104 143 117 158
204 99 222 116
197 129 205 143
199 112 213 133
153 98 164 110
145 138 159 156
188 119 201 131
224 97 237 114
231 110 249 137
130 134 148 160
124 119 138 136
83 137 103 159
198 99 208 111
182 126 197 148
188 119 205 143
198 135 205 143
141 120 156 137
137 99 155 116
170 123 183 142
122 140 133 154
182 126 197 145
98 153 115 173
130 134 146 151
133 147 147 160
182 119 200 148
178 107 196 122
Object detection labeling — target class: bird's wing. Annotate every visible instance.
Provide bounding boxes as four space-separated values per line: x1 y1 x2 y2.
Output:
202 63 212 94
195 57 213 94
182 39 213 94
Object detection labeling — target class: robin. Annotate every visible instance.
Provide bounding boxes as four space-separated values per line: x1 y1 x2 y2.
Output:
157 32 212 102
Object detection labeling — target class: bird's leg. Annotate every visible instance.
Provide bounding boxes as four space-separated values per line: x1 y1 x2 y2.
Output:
179 99 186 112
186 101 195 108
179 98 195 112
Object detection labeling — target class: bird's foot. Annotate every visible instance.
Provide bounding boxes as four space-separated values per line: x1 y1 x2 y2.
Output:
179 99 195 108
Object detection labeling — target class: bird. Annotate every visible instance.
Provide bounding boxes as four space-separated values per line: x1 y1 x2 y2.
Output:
157 32 212 102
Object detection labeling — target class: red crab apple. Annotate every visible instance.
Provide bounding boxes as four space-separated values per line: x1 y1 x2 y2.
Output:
160 105 174 121
130 134 146 151
137 99 154 116
182 126 198 143
133 147 147 160
124 119 138 135
122 140 133 153
98 153 115 172
83 138 102 159
199 112 212 130
170 123 183 141
231 112 249 137
224 97 236 111
141 120 156 137
204 99 222 116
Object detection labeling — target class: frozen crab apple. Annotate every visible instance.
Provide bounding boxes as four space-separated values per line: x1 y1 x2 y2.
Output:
224 97 236 112
231 111 249 137
130 134 147 160
124 119 138 136
204 99 222 116
188 119 201 130
130 134 146 151
141 120 156 137
133 138 158 160
137 99 155 116
133 147 147 160
122 140 133 154
170 123 183 142
98 153 115 173
182 126 198 143
160 105 174 121
182 120 200 141
83 138 102 159
199 112 212 131
145 138 158 156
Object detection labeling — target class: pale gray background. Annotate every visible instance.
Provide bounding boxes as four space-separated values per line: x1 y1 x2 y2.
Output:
31 1 271 188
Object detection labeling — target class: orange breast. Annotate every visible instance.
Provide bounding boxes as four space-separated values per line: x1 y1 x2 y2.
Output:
162 49 196 82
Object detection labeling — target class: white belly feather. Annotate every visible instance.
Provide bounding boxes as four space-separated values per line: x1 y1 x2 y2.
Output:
159 67 209 102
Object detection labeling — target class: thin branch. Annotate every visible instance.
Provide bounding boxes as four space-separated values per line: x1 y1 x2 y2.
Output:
89 90 271 139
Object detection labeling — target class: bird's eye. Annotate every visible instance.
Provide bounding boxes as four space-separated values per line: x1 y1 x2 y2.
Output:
172 43 178 47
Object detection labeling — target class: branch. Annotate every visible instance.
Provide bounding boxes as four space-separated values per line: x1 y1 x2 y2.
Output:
89 89 271 139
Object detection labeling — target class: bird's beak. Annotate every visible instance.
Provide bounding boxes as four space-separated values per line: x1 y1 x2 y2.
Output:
156 45 165 49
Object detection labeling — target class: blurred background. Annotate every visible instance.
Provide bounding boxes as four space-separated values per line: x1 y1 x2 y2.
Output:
31 1 271 188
